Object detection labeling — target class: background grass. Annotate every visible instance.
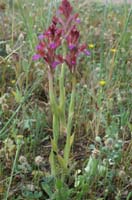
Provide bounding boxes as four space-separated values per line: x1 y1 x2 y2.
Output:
0 0 132 199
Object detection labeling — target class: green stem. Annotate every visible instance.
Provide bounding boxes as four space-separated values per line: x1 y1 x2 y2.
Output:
49 149 56 177
64 76 76 166
48 69 59 176
53 114 59 145
59 63 66 134
5 139 22 200
48 69 58 116
49 114 59 177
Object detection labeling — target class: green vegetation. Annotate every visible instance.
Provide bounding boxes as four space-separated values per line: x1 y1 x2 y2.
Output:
0 0 132 199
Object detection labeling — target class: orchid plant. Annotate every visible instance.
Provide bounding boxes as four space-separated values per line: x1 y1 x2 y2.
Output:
33 0 90 178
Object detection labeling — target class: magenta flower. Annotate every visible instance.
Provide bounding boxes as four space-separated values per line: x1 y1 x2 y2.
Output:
59 0 73 19
38 34 45 40
56 0 80 37
33 0 90 72
64 26 90 71
32 54 41 61
65 44 90 72
33 21 63 69
66 26 79 49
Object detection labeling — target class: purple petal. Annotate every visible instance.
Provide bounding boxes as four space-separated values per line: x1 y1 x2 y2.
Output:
38 34 44 40
46 31 51 35
71 61 76 65
84 49 90 56
76 18 81 23
36 44 42 50
69 44 76 50
50 42 57 49
32 54 41 61
51 61 60 68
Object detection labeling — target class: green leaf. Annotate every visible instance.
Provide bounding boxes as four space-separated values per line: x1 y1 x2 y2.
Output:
57 154 67 170
70 133 74 147
49 150 56 176
127 192 132 200
12 88 24 103
41 182 53 198
22 191 42 199
51 139 58 153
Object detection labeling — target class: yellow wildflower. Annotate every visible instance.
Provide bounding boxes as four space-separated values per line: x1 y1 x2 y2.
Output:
88 44 95 49
17 135 23 139
11 80 16 84
110 48 117 53
12 91 16 96
99 80 106 87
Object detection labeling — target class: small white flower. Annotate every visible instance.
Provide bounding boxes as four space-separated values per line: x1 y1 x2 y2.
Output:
35 156 43 166
19 156 28 164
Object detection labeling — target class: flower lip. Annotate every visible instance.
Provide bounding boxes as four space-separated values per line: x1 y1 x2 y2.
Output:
36 44 42 50
49 42 57 49
32 54 41 60
38 34 45 40
51 61 61 68
83 49 90 56
76 18 81 23
69 44 76 50
71 60 76 65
